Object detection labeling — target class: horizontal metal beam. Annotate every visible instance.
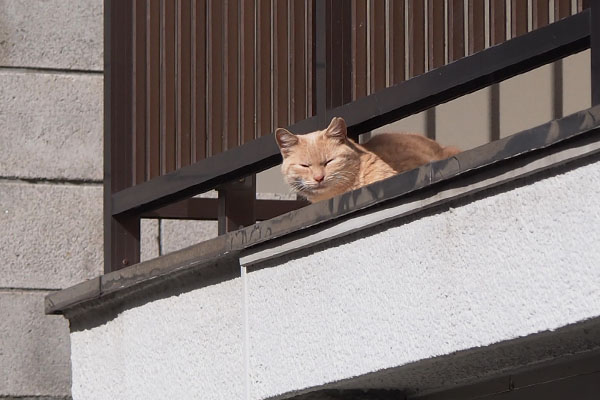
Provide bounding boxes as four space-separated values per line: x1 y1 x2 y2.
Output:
111 10 590 217
140 197 309 221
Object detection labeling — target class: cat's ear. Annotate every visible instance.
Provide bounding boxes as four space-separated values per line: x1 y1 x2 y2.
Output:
275 128 299 155
324 117 348 142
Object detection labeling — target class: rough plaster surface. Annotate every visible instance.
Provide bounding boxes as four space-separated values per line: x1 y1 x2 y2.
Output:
0 0 103 70
0 71 103 181
67 159 600 400
70 276 244 400
0 291 71 397
245 160 600 399
0 181 103 289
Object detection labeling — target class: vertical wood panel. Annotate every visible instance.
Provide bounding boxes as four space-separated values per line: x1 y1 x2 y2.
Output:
291 0 307 123
224 0 240 149
308 0 316 116
448 0 464 61
352 0 367 99
555 0 571 20
147 0 160 178
191 0 206 161
274 0 289 128
326 0 333 107
160 0 176 173
578 0 590 12
468 0 485 54
176 0 191 168
133 0 146 185
532 0 549 29
489 0 506 45
207 0 224 155
511 0 528 38
257 0 272 136
408 0 425 77
341 0 353 104
370 0 386 92
389 0 405 85
240 0 256 143
428 0 445 69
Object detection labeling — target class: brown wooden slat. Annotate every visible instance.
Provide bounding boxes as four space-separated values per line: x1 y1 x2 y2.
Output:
533 0 549 29
257 0 272 136
408 0 425 77
555 0 571 20
341 0 352 104
308 0 316 116
240 0 256 144
370 0 386 92
578 0 590 12
329 0 352 106
428 0 444 69
207 0 224 156
160 0 176 173
511 0 528 38
133 0 146 185
389 0 405 85
291 0 307 123
224 0 240 150
468 0 485 54
326 0 333 107
489 0 506 46
176 0 191 168
274 0 290 128
191 0 206 162
352 0 367 99
448 0 465 61
147 0 160 179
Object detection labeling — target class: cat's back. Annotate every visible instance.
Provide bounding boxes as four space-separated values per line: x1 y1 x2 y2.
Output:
363 133 459 173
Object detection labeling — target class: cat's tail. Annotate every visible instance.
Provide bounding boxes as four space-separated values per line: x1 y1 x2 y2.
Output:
442 146 461 158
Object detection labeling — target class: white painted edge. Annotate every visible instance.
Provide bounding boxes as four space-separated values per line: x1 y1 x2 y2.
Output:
240 139 600 267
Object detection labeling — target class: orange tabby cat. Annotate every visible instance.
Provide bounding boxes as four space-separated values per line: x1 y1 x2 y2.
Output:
275 117 460 203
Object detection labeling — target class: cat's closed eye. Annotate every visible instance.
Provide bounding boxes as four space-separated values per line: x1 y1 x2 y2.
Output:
299 163 310 168
324 158 334 166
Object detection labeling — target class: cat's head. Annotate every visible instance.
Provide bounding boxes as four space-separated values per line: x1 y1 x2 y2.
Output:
275 117 360 202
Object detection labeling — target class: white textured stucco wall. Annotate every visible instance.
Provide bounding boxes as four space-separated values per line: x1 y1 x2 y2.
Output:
70 159 600 400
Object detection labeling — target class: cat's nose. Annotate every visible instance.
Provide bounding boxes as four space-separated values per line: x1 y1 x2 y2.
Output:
314 174 324 183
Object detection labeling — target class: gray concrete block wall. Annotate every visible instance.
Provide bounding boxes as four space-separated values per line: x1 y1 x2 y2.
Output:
0 1 104 398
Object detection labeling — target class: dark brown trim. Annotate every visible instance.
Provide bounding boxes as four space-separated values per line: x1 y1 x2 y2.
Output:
104 0 140 273
140 197 309 221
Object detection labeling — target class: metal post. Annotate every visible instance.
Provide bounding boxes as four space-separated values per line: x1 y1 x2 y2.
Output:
217 175 256 235
591 0 600 105
104 0 140 273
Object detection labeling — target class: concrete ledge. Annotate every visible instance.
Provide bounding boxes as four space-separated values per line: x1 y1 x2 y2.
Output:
45 106 600 314
0 71 103 181
0 0 103 70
